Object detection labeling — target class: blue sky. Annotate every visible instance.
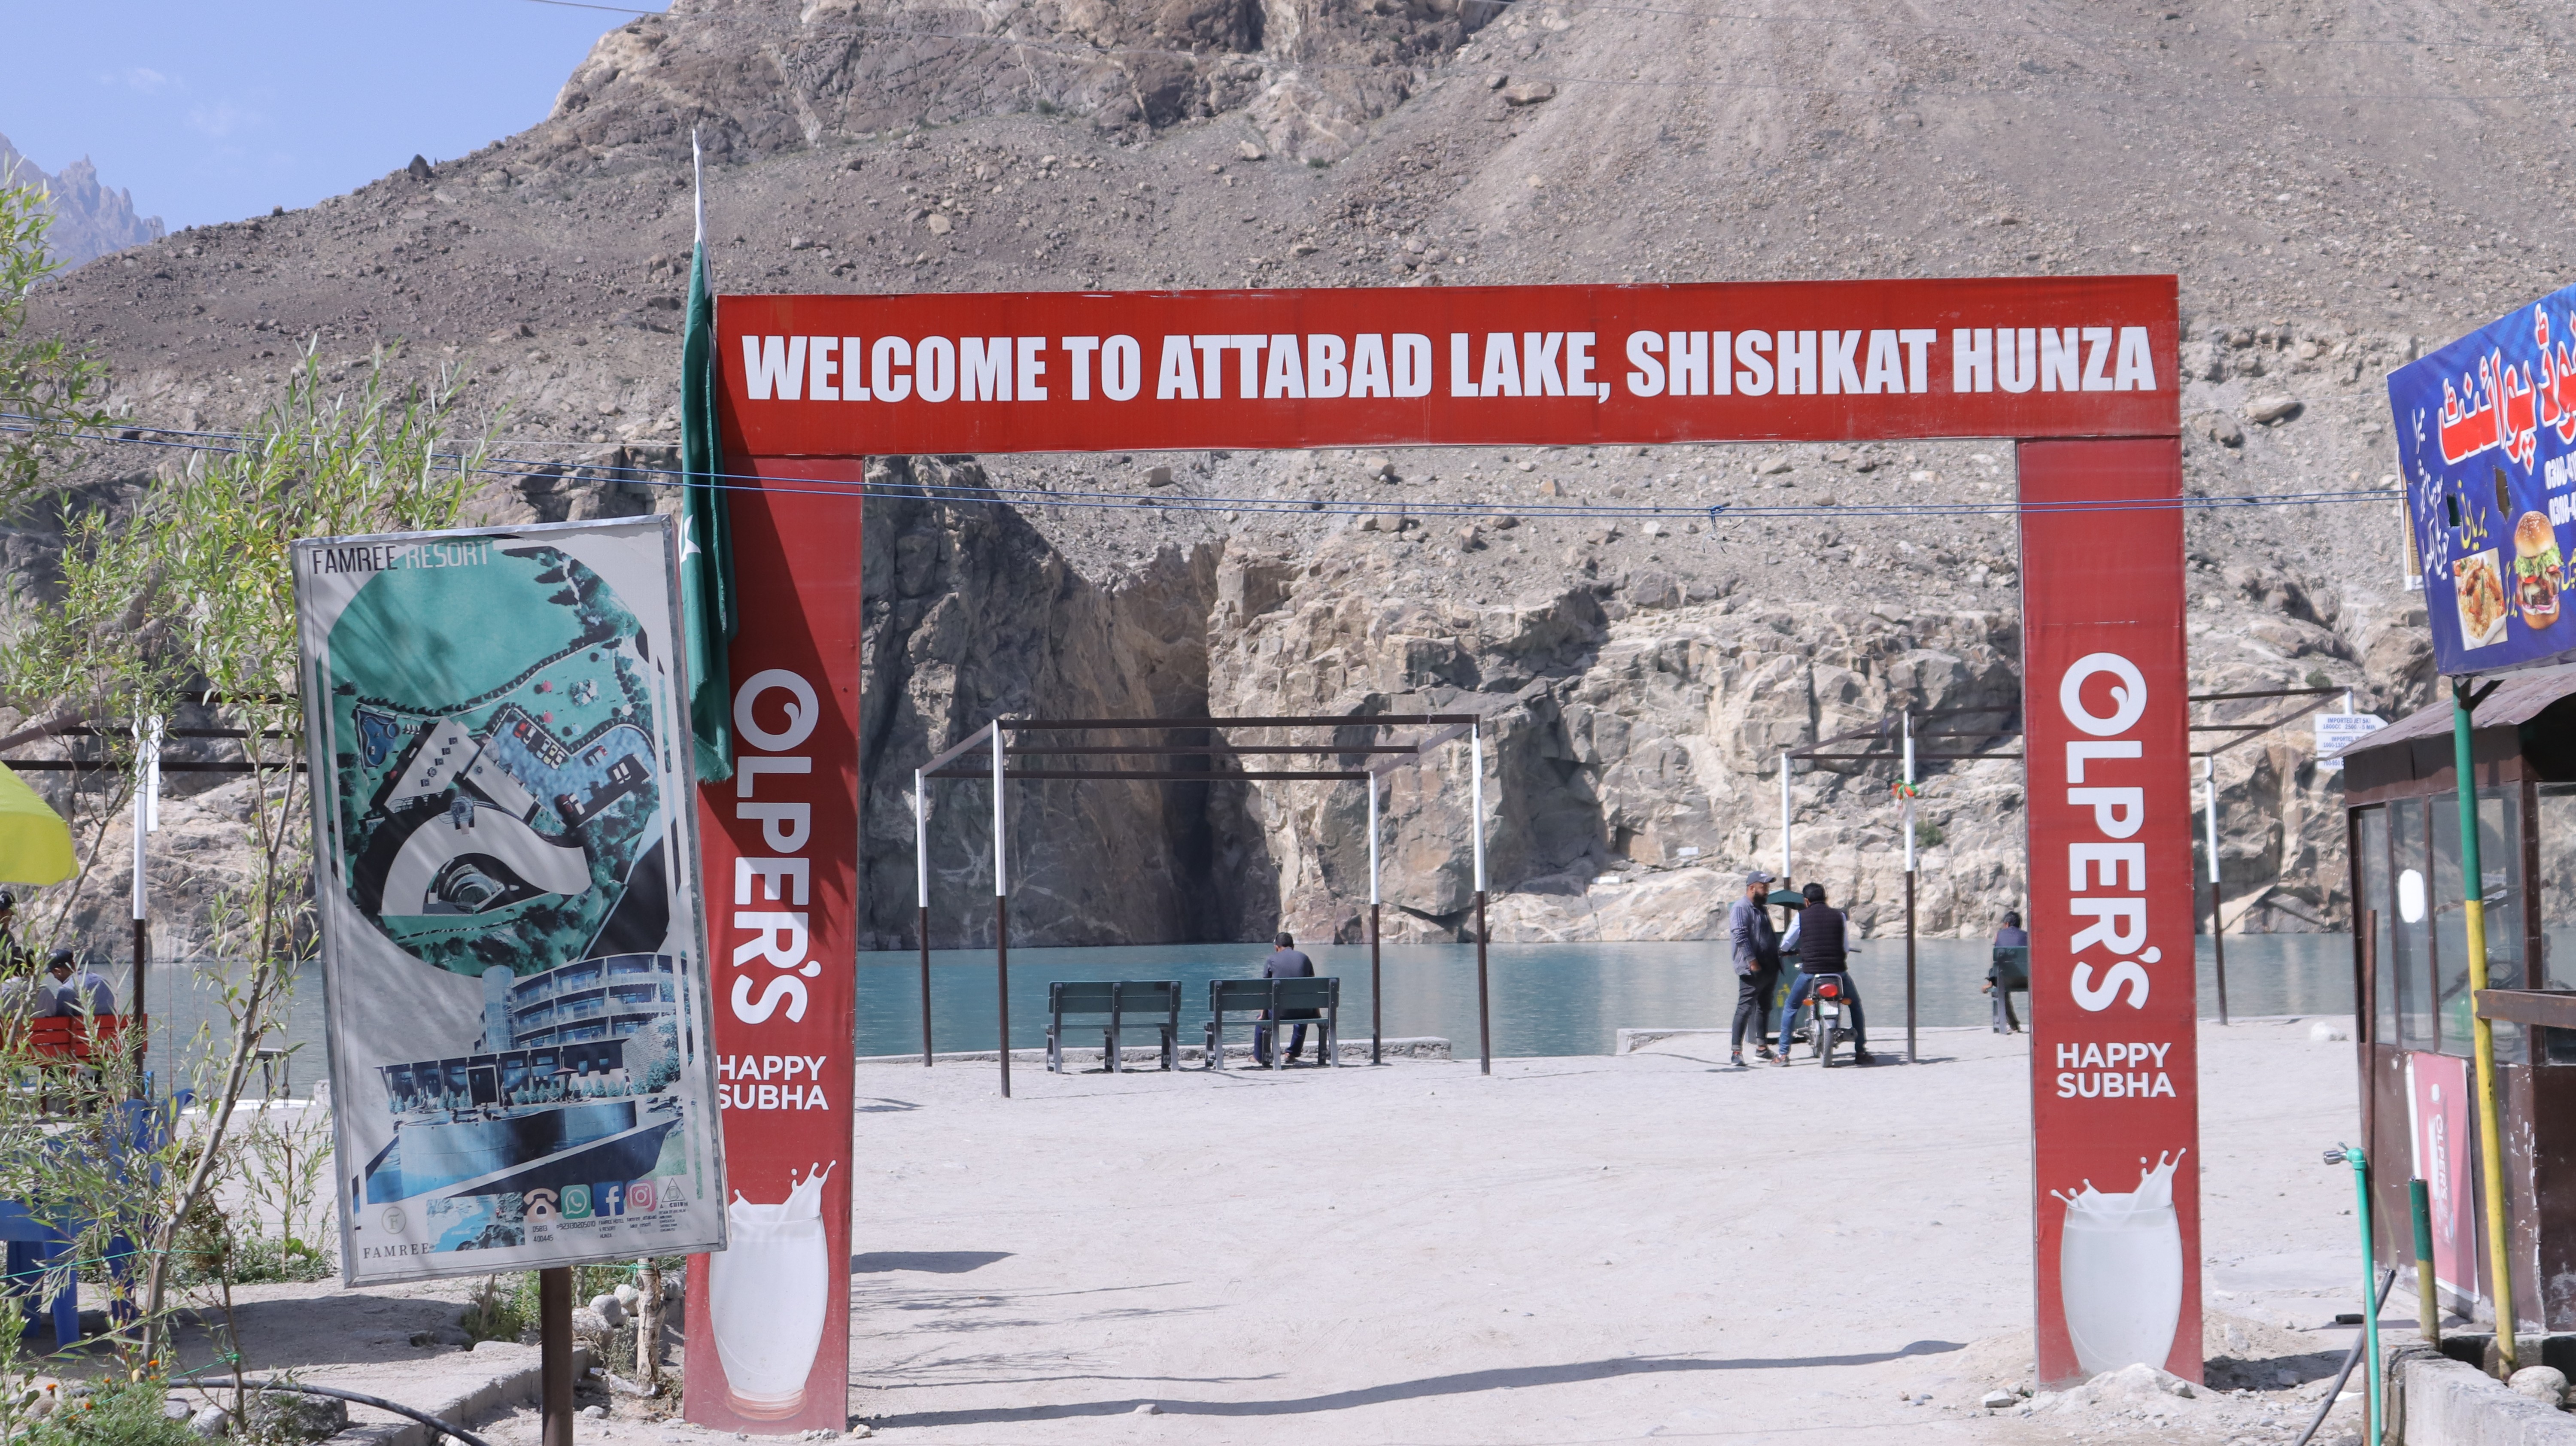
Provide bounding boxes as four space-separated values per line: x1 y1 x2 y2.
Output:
6 0 653 232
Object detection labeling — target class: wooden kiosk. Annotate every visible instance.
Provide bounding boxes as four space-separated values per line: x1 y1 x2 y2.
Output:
2343 667 2576 1330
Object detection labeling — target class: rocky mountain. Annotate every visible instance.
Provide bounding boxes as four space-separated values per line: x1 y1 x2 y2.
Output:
13 0 2570 955
0 134 163 271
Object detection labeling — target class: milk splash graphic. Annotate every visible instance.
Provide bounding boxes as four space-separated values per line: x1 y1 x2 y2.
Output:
708 1163 835 1418
2055 1151 2185 1377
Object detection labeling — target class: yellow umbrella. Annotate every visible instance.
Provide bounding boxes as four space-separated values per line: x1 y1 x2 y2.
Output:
0 762 74 885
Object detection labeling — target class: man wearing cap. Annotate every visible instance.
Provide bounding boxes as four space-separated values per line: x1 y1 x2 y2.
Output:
1727 871 1783 1066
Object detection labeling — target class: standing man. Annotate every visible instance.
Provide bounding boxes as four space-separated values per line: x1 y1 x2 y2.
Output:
1776 882 1873 1066
1986 910 2030 1034
1255 931 1317 1066
1727 870 1783 1067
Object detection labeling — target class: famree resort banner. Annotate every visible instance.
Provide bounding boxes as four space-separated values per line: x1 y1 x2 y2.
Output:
294 515 729 1284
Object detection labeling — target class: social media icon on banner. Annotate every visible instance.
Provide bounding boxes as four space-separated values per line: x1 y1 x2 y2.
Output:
524 1188 559 1220
594 1182 625 1217
626 1180 656 1212
561 1184 593 1220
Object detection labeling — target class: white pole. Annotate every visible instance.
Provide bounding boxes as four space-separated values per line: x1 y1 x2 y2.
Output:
1779 752 1792 882
914 768 929 908
1902 711 1916 875
1367 772 1380 906
991 726 1005 896
2344 689 2355 717
2202 755 2223 909
1469 724 1487 893
131 713 160 921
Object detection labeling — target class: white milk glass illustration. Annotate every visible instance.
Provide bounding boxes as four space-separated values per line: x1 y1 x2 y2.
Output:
709 1163 834 1417
2056 1151 2185 1376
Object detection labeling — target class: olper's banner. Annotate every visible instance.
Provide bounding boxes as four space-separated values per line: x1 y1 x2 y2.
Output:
680 456 863 1433
2017 438 2202 1385
2389 281 2576 677
292 516 728 1283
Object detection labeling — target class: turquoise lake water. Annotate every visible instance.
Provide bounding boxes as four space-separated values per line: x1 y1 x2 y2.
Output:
848 933 2360 1060
130 933 2357 1094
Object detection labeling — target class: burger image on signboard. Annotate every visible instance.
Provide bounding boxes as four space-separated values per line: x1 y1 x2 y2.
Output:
2515 511 2563 629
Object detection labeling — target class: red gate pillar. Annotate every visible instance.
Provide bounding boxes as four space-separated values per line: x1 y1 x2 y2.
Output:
683 460 864 1432
2018 436 2202 1387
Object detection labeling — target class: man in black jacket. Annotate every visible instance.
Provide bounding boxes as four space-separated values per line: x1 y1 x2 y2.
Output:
1254 931 1317 1065
1775 882 1873 1065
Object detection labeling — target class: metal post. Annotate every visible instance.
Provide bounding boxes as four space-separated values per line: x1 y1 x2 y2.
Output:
916 768 932 1067
1368 773 1382 1066
1472 724 1490 1077
1778 750 1792 885
2347 1146 2385 1446
2411 1178 2441 1347
2452 677 2516 1371
131 713 158 1073
539 1267 573 1446
2204 755 2230 1027
993 725 1011 1100
1903 711 1917 1063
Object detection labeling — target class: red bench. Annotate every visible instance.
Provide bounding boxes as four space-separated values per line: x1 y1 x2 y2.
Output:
18 1015 138 1060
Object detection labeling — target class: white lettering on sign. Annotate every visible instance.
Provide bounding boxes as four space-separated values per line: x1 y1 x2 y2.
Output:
2059 651 2156 1013
738 325 2157 406
727 670 823 1027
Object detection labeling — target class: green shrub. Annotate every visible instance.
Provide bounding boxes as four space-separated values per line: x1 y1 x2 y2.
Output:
28 1379 196 1446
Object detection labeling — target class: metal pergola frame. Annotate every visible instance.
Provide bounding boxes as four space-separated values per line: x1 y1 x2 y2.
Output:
913 711 1498 1096
1774 682 2356 1036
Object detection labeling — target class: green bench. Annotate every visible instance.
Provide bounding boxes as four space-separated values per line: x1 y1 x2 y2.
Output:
1045 981 1182 1073
1204 977 1340 1071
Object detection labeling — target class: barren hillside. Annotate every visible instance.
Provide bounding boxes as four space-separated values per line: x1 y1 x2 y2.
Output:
14 0 2574 952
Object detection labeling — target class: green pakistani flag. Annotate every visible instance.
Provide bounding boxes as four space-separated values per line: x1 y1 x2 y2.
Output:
679 136 735 782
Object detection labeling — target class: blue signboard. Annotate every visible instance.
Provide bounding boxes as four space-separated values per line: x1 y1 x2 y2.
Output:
2391 284 2576 677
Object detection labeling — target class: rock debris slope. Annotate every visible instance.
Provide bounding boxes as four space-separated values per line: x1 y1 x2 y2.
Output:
14 0 2572 951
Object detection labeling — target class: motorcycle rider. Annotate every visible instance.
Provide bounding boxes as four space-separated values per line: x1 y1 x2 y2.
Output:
1774 881 1874 1066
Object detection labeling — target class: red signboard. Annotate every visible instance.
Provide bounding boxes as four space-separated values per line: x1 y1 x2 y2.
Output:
716 276 2178 457
2409 1051 2478 1300
2017 437 2201 1386
682 458 863 1433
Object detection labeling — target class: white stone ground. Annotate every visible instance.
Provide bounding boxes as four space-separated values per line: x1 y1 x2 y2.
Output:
793 1016 2372 1444
194 1016 2380 1446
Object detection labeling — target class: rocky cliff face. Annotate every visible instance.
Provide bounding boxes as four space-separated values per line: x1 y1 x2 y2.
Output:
1 134 163 271
9 0 2559 954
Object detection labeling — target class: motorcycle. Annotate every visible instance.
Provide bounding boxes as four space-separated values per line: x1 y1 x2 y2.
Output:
1780 946 1859 1068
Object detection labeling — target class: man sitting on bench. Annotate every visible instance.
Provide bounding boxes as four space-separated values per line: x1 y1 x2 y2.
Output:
1255 932 1317 1066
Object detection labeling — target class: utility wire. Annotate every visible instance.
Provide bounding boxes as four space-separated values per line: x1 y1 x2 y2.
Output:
4 413 2399 523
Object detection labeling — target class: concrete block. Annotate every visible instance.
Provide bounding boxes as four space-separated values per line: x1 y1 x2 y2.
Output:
2388 1345 2576 1444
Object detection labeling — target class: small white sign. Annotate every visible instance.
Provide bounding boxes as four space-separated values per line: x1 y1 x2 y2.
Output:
2315 712 2388 773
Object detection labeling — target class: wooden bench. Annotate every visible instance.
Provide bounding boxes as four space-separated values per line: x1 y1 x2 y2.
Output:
1204 978 1340 1071
1045 981 1181 1073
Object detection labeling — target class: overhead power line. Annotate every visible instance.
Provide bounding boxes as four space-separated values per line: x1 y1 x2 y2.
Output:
2 412 2397 525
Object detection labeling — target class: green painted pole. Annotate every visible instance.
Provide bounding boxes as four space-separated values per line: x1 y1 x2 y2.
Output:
2348 1145 2384 1446
2411 1179 2441 1346
2451 677 2517 1372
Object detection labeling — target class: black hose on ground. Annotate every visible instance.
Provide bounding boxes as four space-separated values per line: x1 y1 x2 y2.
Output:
2290 1267 2400 1446
210 1378 495 1446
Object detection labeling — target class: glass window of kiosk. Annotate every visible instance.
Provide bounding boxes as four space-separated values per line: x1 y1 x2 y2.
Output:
2433 789 2525 1065
2536 785 2576 1061
2355 805 2396 1044
2391 798 2438 1051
